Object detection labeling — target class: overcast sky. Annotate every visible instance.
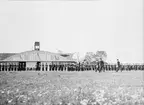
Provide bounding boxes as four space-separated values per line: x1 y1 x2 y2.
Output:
0 0 143 63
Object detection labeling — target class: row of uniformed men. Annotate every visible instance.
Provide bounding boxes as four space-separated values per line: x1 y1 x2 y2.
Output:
0 63 144 71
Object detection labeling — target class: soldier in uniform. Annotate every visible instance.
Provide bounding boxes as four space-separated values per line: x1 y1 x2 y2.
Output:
0 63 1 71
99 58 104 73
116 59 121 72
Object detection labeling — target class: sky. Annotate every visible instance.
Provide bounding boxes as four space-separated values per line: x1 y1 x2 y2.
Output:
0 0 143 63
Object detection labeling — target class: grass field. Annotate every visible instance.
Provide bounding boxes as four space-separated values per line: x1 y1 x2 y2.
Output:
0 71 144 105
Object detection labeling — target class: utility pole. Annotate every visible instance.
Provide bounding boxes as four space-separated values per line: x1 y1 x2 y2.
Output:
77 52 80 63
76 52 80 71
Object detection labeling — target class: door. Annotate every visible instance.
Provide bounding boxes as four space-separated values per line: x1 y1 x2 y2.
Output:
36 62 41 71
18 62 26 71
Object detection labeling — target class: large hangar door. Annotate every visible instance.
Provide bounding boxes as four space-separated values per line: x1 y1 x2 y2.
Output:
26 62 37 70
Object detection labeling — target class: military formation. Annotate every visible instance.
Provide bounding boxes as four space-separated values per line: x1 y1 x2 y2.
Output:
0 59 144 72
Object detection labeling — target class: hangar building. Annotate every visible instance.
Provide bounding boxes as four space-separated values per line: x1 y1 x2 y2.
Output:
0 42 76 71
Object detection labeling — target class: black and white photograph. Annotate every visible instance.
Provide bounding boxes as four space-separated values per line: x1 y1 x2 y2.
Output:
0 0 144 105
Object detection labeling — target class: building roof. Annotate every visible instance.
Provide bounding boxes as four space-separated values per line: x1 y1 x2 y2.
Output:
0 53 16 60
3 50 75 62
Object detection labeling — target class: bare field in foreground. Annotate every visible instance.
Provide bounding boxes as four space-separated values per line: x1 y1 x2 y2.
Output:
0 71 144 105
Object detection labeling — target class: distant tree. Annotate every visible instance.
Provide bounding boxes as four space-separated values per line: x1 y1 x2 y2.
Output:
84 52 96 64
83 51 107 64
95 51 107 62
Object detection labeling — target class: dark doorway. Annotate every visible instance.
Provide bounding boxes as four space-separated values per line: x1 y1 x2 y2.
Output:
36 62 41 71
18 62 26 71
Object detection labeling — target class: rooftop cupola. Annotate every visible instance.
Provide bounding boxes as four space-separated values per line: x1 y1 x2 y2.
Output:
34 41 40 51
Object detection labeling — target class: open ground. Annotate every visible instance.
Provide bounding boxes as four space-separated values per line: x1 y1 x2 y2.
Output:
0 71 144 105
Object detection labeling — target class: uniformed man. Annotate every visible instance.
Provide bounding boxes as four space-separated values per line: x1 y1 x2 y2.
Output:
99 58 104 72
116 59 121 72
